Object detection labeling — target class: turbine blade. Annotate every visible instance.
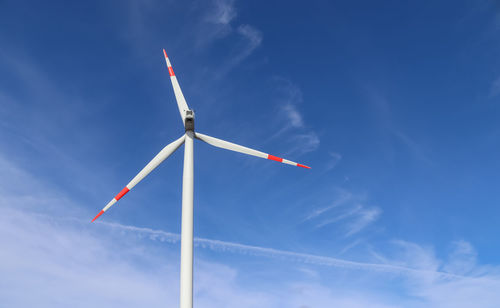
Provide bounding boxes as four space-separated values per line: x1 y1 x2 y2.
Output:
92 135 186 222
163 49 190 125
195 132 311 169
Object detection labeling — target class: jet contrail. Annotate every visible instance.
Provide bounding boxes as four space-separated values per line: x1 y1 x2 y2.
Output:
99 220 463 280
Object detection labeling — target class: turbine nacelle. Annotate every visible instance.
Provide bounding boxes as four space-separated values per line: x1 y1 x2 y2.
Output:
184 110 194 132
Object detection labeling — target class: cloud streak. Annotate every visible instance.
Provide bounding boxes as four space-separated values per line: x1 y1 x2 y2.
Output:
97 219 461 279
268 78 320 156
208 0 237 25
4 202 500 308
305 188 380 236
326 151 342 170
1 154 500 307
196 0 262 76
283 103 304 128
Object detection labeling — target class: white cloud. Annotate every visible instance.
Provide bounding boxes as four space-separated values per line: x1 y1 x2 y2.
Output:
221 24 263 70
282 282 399 308
314 204 381 237
0 203 463 286
305 188 353 220
236 24 262 54
0 205 281 308
197 0 237 45
267 78 319 156
326 151 342 171
0 206 177 308
337 238 364 256
2 154 500 307
393 130 431 164
306 189 379 236
274 78 305 129
283 103 304 128
390 240 441 273
97 219 445 276
443 240 477 275
208 0 237 25
414 275 500 308
196 0 262 74
315 204 364 228
387 240 500 308
345 206 381 236
289 131 320 155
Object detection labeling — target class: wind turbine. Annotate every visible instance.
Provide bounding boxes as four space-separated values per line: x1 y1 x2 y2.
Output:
92 49 310 308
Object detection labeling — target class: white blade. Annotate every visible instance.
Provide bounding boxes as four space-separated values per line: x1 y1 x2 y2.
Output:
92 135 185 222
195 132 310 169
163 49 190 125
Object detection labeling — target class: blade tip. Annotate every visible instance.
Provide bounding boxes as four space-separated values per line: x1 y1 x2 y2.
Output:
91 210 105 222
297 164 311 169
163 49 168 58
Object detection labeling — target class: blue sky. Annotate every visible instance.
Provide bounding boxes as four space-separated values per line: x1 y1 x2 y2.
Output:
1 0 500 307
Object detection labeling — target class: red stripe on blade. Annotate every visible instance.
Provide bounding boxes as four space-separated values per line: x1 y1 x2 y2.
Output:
115 187 130 201
267 154 283 162
92 210 104 222
297 163 311 169
168 66 175 76
163 49 168 58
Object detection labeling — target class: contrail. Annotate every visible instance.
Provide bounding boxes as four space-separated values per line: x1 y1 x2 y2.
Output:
99 220 462 280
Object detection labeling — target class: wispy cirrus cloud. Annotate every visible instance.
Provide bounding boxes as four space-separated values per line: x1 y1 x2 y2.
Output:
196 0 237 46
273 78 305 130
345 206 381 236
282 103 304 128
326 151 342 171
269 78 320 155
207 0 237 25
2 153 500 307
337 238 364 256
305 188 380 237
195 0 262 76
0 201 469 281
443 240 478 275
0 204 279 308
362 85 432 164
7 199 500 308
288 131 320 155
97 219 439 276
314 204 381 237
0 152 457 281
305 188 352 220
233 24 262 62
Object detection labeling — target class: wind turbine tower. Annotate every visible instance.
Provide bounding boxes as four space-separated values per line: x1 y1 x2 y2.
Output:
92 50 310 308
